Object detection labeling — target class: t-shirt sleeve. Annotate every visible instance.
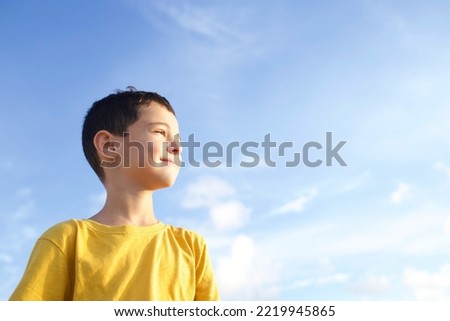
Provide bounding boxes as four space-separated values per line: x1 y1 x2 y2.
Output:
194 236 220 301
9 238 72 301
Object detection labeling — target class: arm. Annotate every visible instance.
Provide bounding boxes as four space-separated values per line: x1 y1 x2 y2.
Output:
194 237 220 301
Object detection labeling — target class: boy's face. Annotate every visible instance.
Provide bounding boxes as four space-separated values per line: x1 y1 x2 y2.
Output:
110 102 182 190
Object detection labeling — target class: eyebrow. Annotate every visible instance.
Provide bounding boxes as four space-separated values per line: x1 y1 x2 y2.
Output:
147 122 171 129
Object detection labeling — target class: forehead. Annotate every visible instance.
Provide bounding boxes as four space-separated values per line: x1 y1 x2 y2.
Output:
136 102 179 131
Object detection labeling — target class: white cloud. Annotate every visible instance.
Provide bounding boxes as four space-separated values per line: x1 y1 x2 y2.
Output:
216 235 280 299
403 264 450 300
210 201 251 230
390 182 412 204
181 175 252 231
348 275 391 297
182 176 235 209
273 188 318 215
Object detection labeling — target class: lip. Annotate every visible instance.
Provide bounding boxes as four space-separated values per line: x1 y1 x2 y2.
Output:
160 158 177 166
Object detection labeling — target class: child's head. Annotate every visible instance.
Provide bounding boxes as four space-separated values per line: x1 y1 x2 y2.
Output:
82 87 181 189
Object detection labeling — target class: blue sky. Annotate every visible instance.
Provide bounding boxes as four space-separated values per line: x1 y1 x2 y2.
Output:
1 0 450 300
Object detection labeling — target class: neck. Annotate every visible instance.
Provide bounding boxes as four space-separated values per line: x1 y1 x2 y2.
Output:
89 184 157 227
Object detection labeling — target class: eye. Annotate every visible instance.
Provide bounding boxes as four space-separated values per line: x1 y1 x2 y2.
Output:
154 129 166 136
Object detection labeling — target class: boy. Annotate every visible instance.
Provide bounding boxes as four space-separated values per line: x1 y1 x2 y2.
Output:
10 87 220 301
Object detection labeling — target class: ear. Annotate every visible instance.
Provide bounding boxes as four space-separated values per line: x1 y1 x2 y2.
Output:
93 130 121 165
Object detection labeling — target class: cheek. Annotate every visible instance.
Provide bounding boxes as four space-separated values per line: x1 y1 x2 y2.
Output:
144 142 170 168
147 141 167 156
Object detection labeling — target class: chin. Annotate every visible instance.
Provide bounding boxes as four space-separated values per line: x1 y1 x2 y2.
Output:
160 177 177 188
148 172 179 190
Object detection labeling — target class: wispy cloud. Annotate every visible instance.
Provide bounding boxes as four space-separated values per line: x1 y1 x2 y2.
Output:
15 188 32 198
262 206 449 262
0 253 13 264
151 1 241 42
11 189 35 221
342 171 371 191
0 189 41 299
135 0 267 69
273 188 318 215
11 201 34 221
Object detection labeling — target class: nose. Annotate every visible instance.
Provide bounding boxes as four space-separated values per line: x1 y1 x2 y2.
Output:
167 139 182 155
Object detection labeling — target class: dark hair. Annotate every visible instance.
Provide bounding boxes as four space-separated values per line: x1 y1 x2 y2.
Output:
82 86 175 182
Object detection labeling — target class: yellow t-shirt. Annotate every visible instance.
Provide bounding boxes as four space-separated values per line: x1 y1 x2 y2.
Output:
9 219 219 301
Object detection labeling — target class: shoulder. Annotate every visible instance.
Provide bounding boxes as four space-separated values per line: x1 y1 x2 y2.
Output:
39 219 80 249
164 224 207 249
165 224 205 240
41 219 79 238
